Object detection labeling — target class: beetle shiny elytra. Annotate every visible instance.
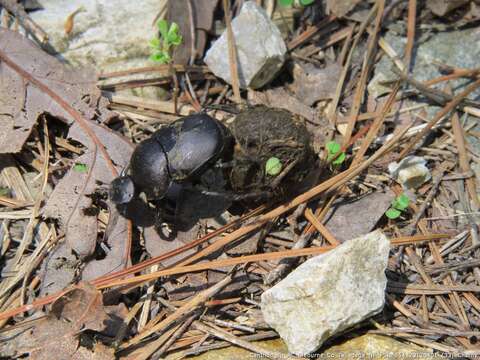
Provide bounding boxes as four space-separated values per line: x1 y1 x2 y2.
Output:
109 113 231 205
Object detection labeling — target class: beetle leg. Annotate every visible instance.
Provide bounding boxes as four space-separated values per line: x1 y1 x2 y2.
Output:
214 160 235 168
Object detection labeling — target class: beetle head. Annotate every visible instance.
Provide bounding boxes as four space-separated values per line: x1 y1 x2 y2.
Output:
109 175 135 204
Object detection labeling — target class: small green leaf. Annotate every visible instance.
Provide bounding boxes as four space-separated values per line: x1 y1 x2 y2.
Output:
266 157 282 176
393 194 410 211
326 141 341 155
148 38 160 49
73 163 88 173
149 52 170 64
300 0 315 5
332 152 346 166
326 141 345 165
157 19 169 39
0 187 9 197
169 33 182 46
167 22 182 45
279 0 294 6
385 208 401 220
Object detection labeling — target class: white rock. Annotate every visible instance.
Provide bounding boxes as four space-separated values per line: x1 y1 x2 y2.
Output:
388 156 431 190
261 230 390 356
204 1 287 89
29 0 165 73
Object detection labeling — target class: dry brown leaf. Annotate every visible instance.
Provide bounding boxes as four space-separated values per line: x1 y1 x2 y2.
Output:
51 282 109 331
426 0 470 16
42 123 133 283
168 0 219 64
290 62 342 106
327 0 362 17
71 343 115 360
0 282 113 359
39 242 77 296
0 29 113 154
248 88 318 123
324 190 394 242
81 210 130 281
143 225 197 268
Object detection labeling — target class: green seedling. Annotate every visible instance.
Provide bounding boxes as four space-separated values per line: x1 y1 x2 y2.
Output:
279 0 315 6
149 20 183 64
73 162 88 173
326 141 346 166
385 193 410 220
266 157 283 176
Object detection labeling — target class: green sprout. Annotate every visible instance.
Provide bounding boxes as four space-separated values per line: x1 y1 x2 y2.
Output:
73 162 88 173
266 157 282 176
279 0 315 7
385 193 410 220
326 141 346 166
149 20 183 64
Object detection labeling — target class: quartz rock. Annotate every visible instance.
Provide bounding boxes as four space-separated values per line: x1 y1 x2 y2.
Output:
204 1 287 89
388 156 431 190
28 0 165 72
261 230 390 356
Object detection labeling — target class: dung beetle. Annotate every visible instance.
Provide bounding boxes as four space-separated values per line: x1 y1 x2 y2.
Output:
110 107 315 231
110 113 232 207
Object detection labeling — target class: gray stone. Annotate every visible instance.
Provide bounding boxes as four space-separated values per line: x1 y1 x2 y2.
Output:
28 0 166 73
204 1 287 89
261 230 390 356
369 27 480 99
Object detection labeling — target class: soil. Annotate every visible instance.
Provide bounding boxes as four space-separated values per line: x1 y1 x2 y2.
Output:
228 105 316 197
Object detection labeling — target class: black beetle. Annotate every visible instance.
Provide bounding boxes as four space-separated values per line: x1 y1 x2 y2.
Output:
110 113 231 207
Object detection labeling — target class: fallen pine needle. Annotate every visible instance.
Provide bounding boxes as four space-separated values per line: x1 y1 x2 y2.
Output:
0 232 453 320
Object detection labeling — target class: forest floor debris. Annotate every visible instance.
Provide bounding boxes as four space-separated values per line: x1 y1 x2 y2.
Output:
0 0 480 359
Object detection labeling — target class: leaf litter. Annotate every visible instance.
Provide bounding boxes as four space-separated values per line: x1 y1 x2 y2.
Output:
0 282 114 359
0 29 113 154
1 0 480 359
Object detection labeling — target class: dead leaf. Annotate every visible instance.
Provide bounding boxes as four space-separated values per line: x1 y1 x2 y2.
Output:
426 0 470 16
168 0 219 64
226 227 263 255
81 210 130 281
143 225 197 268
39 242 77 296
324 190 394 242
327 0 362 17
0 29 113 154
0 282 112 360
42 122 133 284
248 88 318 123
51 282 109 332
71 343 115 360
165 269 249 301
290 62 342 106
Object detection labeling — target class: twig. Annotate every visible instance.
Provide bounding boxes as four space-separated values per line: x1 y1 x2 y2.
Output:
406 168 446 235
180 331 278 357
119 272 234 349
304 208 340 246
332 6 373 124
193 320 302 360
342 0 384 147
0 0 49 45
222 0 241 103
99 246 334 290
398 78 480 159
264 232 314 285
149 314 198 360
